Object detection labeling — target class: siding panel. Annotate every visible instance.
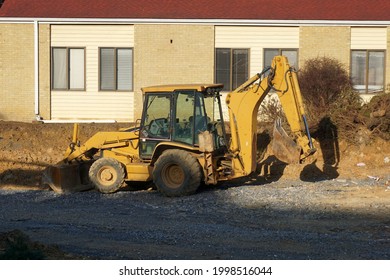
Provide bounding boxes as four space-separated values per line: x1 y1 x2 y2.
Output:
50 25 135 121
215 26 299 76
215 26 299 118
351 28 387 49
51 92 134 120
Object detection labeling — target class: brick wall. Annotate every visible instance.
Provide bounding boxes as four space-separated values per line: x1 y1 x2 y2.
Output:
133 24 215 119
1 23 389 122
299 26 351 70
0 24 35 121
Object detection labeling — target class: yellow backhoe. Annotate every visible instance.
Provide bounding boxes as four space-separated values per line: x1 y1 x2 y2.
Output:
43 56 316 196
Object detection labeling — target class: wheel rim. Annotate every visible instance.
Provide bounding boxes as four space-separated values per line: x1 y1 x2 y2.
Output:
97 166 118 187
162 164 185 189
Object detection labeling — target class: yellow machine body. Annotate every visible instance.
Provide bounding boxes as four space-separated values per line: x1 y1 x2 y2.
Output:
43 56 315 196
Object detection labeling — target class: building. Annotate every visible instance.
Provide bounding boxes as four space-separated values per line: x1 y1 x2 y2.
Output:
1 0 389 122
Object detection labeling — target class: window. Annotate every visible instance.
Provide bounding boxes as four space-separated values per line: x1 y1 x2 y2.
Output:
141 94 171 139
215 48 249 91
172 91 196 145
140 93 171 157
100 48 133 91
52 47 85 90
351 50 385 94
264 49 298 68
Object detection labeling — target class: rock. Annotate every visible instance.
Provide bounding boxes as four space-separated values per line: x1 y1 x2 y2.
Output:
367 175 380 181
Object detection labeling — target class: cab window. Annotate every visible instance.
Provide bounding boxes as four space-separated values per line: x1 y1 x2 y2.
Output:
141 94 171 139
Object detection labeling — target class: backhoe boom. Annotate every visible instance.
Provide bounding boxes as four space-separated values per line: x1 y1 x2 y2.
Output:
226 55 315 176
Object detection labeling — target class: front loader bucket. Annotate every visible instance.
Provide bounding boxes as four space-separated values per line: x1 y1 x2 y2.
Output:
42 161 94 194
272 119 302 164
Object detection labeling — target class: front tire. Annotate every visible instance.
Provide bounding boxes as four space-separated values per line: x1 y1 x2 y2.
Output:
89 157 125 193
153 149 202 197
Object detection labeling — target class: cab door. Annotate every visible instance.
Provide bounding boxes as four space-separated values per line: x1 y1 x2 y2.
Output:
139 93 172 159
172 90 208 146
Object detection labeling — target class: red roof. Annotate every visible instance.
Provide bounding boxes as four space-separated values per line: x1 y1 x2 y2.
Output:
0 0 389 21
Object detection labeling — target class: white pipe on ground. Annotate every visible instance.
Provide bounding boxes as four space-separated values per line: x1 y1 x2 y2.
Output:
40 120 117 124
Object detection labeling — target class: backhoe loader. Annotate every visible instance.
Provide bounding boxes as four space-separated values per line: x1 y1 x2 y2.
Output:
43 55 316 196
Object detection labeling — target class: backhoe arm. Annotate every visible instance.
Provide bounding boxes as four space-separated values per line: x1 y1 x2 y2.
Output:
271 56 315 161
62 124 138 163
226 55 315 176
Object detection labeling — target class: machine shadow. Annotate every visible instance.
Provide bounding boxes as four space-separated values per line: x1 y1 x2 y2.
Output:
300 116 340 182
255 130 288 184
207 130 288 191
0 168 48 189
213 117 341 191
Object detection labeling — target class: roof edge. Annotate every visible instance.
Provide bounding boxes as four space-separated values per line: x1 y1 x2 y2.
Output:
0 17 390 26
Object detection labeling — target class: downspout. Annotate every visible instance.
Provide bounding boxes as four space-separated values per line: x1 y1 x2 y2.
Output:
34 20 42 121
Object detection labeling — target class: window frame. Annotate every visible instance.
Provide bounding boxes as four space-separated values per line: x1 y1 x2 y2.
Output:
263 48 299 69
99 47 134 92
51 47 86 91
350 49 386 94
215 48 250 92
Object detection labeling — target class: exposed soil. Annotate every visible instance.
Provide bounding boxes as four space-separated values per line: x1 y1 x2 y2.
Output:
0 121 389 259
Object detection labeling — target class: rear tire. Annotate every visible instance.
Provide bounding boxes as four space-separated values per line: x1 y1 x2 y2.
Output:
89 157 125 193
153 149 202 197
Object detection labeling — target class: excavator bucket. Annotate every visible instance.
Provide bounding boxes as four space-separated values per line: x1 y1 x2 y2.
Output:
42 161 94 194
272 118 302 164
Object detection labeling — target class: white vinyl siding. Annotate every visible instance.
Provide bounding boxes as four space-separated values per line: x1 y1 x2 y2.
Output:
215 26 299 77
215 26 299 118
351 28 387 49
51 92 134 120
50 25 134 121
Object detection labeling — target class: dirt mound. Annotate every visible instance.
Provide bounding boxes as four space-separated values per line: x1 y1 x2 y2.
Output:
361 93 390 140
0 229 82 259
0 121 131 189
0 120 389 190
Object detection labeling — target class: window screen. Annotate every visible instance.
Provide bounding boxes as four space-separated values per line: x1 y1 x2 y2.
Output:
215 48 249 91
264 49 298 68
100 48 133 91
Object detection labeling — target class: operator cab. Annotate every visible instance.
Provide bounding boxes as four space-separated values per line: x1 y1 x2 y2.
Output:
139 84 226 159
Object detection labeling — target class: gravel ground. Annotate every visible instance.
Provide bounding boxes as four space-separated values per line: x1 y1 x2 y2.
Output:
1 121 389 260
1 177 389 260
